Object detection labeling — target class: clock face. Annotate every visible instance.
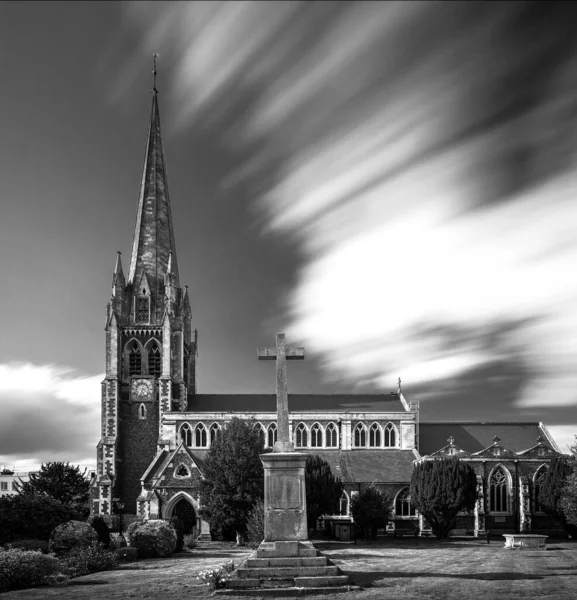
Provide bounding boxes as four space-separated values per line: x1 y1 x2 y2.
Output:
132 379 153 401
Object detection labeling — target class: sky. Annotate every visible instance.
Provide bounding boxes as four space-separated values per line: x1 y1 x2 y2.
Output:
1 1 576 471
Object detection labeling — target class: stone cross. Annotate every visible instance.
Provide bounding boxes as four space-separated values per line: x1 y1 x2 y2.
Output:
257 333 304 453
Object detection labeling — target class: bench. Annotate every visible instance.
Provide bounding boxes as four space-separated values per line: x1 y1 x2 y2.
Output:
503 534 548 549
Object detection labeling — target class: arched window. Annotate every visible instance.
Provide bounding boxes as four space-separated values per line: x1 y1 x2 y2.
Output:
195 423 207 447
369 423 381 447
254 423 266 448
354 423 366 447
138 403 147 420
180 423 192 447
137 291 149 322
311 423 323 448
395 487 416 517
209 423 220 445
339 491 349 516
268 423 278 448
326 423 338 448
489 467 509 512
534 465 548 513
384 422 396 447
127 341 142 376
148 342 162 377
295 423 308 448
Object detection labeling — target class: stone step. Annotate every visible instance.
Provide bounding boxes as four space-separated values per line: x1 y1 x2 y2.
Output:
246 557 328 568
237 566 339 579
294 575 350 587
215 585 359 596
255 548 318 558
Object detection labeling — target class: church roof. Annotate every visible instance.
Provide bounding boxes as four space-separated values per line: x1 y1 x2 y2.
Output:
186 393 407 413
418 422 561 455
128 88 180 295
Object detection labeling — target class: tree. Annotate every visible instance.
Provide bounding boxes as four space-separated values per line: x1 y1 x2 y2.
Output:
538 457 577 538
16 462 89 510
410 457 477 540
350 486 392 540
198 418 266 545
561 470 577 532
305 454 343 529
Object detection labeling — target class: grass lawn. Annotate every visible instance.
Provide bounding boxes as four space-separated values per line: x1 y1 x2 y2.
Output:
2 538 576 600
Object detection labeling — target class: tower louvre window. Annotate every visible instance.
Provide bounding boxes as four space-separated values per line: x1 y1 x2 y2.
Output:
137 296 149 322
128 342 142 376
148 343 161 377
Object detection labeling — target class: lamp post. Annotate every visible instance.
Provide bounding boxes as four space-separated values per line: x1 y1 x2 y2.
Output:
114 499 126 546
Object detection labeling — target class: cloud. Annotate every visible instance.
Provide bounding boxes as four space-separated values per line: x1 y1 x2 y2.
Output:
0 363 102 471
546 426 576 455
115 2 577 411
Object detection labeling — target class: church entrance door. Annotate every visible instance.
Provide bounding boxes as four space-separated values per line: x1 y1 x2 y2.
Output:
173 498 197 534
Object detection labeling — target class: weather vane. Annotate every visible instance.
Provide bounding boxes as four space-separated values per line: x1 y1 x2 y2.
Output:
152 53 159 91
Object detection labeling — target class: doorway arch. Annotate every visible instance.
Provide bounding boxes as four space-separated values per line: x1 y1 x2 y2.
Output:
164 491 199 536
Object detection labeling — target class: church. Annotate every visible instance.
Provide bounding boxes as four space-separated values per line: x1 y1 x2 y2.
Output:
90 78 566 540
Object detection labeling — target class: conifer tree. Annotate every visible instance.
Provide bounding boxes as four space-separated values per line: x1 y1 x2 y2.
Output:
350 486 392 540
305 455 343 529
410 457 477 540
198 418 266 545
538 457 577 537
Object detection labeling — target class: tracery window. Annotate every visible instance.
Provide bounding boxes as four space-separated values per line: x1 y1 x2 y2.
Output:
295 423 308 448
127 341 142 376
369 423 381 447
326 423 338 448
137 295 150 322
195 423 207 448
148 342 161 377
254 423 266 448
395 487 416 517
209 423 220 445
268 423 278 448
384 422 396 447
489 467 509 512
354 423 366 447
534 466 548 513
180 423 192 447
175 464 190 478
311 423 322 448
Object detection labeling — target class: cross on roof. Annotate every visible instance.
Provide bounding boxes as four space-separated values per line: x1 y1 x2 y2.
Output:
447 436 455 445
492 435 501 444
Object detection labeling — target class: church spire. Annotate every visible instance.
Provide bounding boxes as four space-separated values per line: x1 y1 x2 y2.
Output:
128 55 180 308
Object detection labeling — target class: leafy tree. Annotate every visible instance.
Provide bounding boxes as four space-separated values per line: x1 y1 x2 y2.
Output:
198 418 266 545
0 494 82 543
16 462 89 510
561 469 577 532
305 454 343 529
410 458 477 540
350 486 392 540
538 457 577 537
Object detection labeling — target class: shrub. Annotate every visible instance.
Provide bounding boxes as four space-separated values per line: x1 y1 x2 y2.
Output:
246 500 265 548
109 533 128 550
88 515 111 549
49 520 98 554
130 520 177 558
0 494 81 543
115 546 138 562
351 486 393 540
0 548 61 592
59 541 117 577
171 517 185 552
183 534 196 549
125 520 144 546
7 539 49 553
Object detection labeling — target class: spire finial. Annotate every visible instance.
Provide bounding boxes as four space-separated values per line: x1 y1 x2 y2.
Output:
447 436 455 445
397 377 402 394
152 53 159 92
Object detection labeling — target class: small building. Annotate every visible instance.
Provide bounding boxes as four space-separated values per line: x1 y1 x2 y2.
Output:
0 470 32 497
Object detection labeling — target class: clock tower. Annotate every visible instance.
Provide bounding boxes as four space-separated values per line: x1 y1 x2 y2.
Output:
92 77 197 517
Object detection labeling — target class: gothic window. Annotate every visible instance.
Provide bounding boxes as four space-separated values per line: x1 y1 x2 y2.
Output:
210 423 220 445
137 295 150 322
148 342 162 377
534 466 548 513
354 423 366 447
175 464 190 478
127 341 142 376
326 423 338 448
295 423 308 448
195 423 207 447
395 487 416 517
180 423 192 447
311 423 323 448
384 422 396 447
138 403 147 420
268 423 278 448
254 423 266 448
339 491 349 516
489 467 509 512
369 423 381 447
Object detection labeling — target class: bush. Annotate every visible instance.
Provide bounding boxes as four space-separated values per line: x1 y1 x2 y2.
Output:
246 500 265 549
49 520 98 554
115 546 138 562
7 539 49 553
59 541 117 578
0 494 82 544
125 520 144 546
183 534 197 549
130 520 177 558
0 548 61 592
351 486 393 540
171 517 185 552
109 533 127 550
88 515 111 549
